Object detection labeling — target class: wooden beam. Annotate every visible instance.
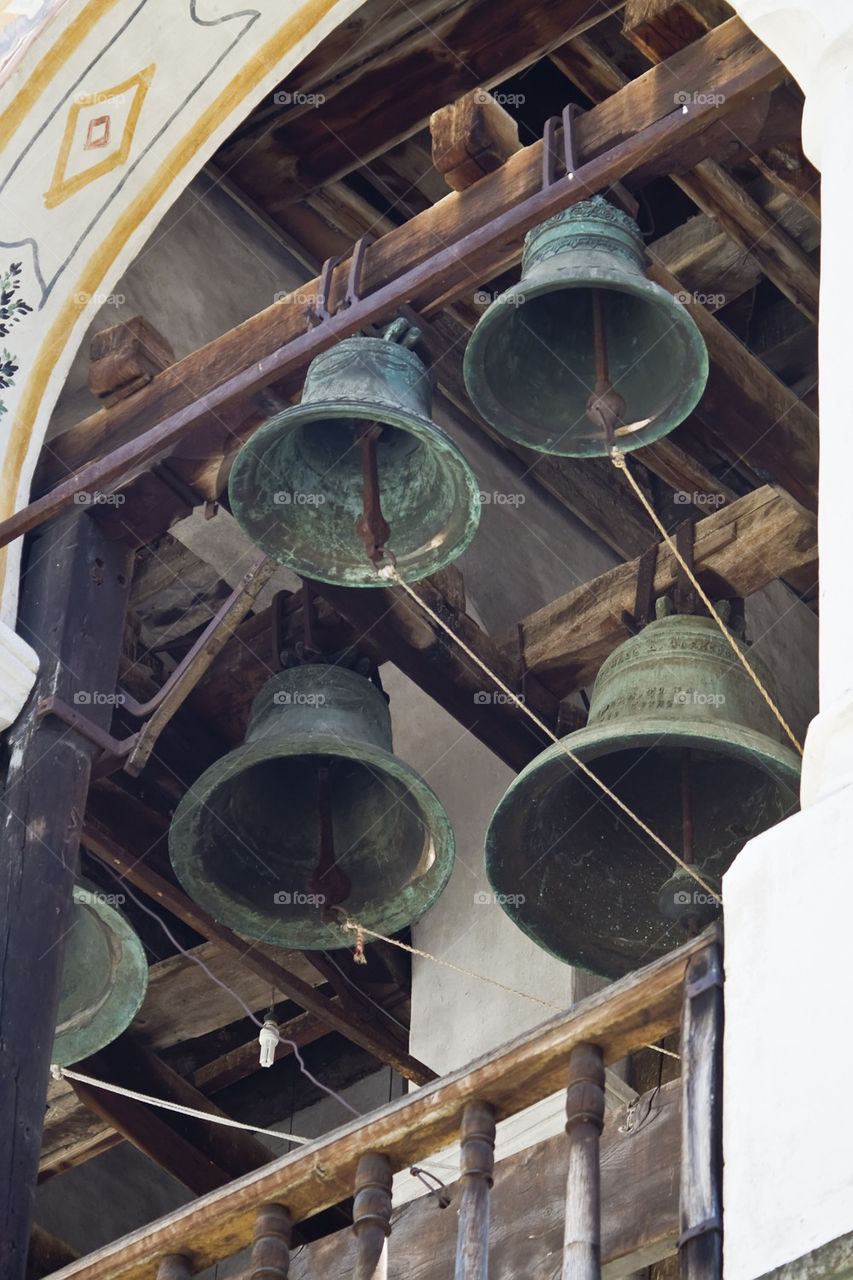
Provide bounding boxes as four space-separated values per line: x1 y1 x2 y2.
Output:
316 575 559 772
39 936 326 1174
499 485 817 696
70 1038 273 1194
27 1225 79 1280
678 944 723 1277
217 0 620 207
0 513 133 1280
88 316 175 407
430 90 521 192
80 817 436 1086
616 5 819 323
36 18 785 494
645 259 817 511
44 930 717 1280
551 30 819 511
191 1006 335 1094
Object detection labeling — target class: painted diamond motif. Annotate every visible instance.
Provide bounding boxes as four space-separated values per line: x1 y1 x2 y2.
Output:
44 64 155 210
84 115 111 151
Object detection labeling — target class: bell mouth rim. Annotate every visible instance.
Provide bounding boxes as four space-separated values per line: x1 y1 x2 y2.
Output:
462 271 709 458
485 719 800 979
168 738 456 950
494 716 802 802
228 400 481 589
52 886 149 1068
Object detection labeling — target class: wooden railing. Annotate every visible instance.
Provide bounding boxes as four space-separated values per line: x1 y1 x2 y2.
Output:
47 926 722 1280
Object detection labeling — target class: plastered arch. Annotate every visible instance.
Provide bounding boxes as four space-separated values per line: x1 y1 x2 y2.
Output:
0 0 364 725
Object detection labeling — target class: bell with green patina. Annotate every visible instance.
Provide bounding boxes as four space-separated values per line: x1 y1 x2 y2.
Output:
463 196 709 457
485 614 800 979
229 336 480 586
52 885 149 1067
169 665 455 950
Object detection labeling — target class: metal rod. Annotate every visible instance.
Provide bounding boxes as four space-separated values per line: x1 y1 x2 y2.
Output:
120 554 273 719
307 764 352 918
0 96 749 552
585 289 625 449
354 422 391 565
123 555 276 775
353 1152 392 1280
681 748 693 865
454 1101 496 1280
591 288 609 388
562 1042 605 1280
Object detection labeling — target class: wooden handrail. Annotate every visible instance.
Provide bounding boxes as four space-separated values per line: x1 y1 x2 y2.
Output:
48 927 719 1280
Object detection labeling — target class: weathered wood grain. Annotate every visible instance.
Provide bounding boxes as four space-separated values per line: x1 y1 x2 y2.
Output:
37 18 784 493
678 946 723 1278
562 1045 606 1280
0 513 133 1279
497 485 817 696
45 930 714 1280
354 1154 393 1280
454 1103 496 1280
282 1079 682 1278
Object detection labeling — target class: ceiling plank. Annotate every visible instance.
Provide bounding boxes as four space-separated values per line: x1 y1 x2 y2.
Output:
216 0 622 207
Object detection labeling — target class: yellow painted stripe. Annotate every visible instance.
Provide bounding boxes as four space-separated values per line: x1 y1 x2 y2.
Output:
0 0 126 152
0 0 345 587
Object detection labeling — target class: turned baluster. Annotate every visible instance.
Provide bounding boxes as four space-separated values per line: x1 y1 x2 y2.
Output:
562 1042 605 1280
248 1203 293 1279
353 1151 393 1280
454 1100 496 1280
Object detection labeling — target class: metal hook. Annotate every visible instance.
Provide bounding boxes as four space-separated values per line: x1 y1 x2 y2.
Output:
410 1166 452 1208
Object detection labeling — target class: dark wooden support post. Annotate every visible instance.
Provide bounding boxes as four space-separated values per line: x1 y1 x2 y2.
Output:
248 1204 292 1279
562 1043 605 1280
679 940 723 1279
353 1152 393 1279
454 1101 496 1279
0 510 132 1280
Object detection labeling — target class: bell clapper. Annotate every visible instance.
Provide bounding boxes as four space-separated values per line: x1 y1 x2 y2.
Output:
656 749 720 936
306 762 353 923
354 420 392 566
585 287 627 448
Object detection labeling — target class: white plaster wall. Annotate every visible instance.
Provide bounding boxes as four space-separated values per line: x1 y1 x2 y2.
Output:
723 787 853 1278
723 4 853 1275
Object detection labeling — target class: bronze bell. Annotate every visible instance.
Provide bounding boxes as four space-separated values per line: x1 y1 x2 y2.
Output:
485 613 800 978
229 333 480 586
463 195 709 456
169 665 455 950
53 884 149 1067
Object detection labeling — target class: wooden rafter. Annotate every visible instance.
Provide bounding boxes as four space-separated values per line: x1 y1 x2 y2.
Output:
35 18 785 496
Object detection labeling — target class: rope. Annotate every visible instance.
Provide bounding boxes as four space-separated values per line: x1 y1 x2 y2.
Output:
335 915 679 1060
610 448 804 756
337 912 562 1010
51 1065 311 1144
376 563 722 904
